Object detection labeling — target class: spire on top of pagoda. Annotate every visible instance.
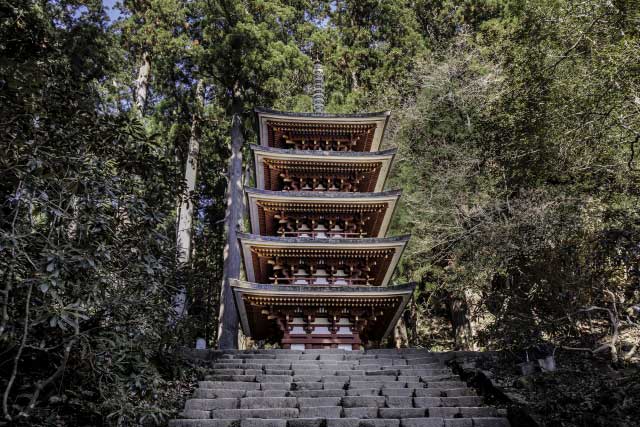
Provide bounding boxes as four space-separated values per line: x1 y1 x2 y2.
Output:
312 61 325 113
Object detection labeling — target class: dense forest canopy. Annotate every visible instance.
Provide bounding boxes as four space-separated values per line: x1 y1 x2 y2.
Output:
1 0 638 425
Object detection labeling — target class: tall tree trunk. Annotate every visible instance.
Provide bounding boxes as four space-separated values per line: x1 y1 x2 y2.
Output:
449 294 475 350
135 51 151 115
172 80 205 321
217 111 244 349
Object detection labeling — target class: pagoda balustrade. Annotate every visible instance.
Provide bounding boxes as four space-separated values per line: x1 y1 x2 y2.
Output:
266 121 377 151
279 175 366 192
267 260 378 287
274 214 371 239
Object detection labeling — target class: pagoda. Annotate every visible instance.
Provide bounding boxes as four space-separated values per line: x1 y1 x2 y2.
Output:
230 68 413 350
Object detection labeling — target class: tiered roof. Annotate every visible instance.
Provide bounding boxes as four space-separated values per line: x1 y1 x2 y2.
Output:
232 108 413 348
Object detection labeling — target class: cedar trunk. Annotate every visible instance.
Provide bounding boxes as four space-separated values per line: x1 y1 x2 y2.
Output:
217 113 244 349
172 80 204 320
135 51 151 115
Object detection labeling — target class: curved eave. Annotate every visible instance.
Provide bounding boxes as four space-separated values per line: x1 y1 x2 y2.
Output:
245 188 402 238
255 109 390 152
250 144 397 158
231 279 415 341
238 234 410 288
251 146 396 193
238 233 410 245
255 107 391 120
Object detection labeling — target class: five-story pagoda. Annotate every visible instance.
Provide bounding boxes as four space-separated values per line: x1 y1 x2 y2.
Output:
231 68 413 350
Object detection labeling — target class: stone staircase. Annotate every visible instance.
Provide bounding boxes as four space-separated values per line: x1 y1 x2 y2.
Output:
171 349 510 427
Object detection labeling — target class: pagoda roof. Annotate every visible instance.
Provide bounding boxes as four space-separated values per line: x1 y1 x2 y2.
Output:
251 145 396 192
231 279 415 342
246 187 401 238
255 108 391 152
238 233 409 288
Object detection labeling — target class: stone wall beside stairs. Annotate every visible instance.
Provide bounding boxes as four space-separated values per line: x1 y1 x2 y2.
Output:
171 349 510 427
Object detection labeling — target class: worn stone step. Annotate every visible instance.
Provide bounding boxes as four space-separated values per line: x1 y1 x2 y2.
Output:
199 381 260 390
364 370 397 376
291 382 323 391
457 407 498 418
265 369 294 376
440 396 483 407
412 389 442 397
257 375 293 383
240 397 297 409
298 406 342 418
425 381 466 389
185 398 239 411
323 382 347 390
381 389 413 397
353 376 397 382
470 418 510 427
442 388 476 397
385 396 413 408
292 375 323 382
349 381 397 389
241 420 287 427
212 368 246 375
327 419 400 427
341 396 386 408
180 409 211 419
260 382 291 390
398 419 448 427
246 390 289 398
288 389 346 398
169 420 238 427
297 397 341 407
378 408 426 419
413 397 442 408
343 407 378 419
345 388 380 396
206 375 257 382
211 408 299 419
193 389 246 399
287 419 325 427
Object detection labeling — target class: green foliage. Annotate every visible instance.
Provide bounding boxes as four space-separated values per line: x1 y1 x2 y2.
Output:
1 0 184 424
387 0 640 351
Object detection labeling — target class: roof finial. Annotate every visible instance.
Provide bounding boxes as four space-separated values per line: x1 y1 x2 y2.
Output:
312 61 325 113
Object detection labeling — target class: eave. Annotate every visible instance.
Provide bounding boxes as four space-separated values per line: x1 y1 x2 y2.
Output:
231 279 415 342
255 108 391 152
251 145 396 192
238 233 409 288
245 187 401 238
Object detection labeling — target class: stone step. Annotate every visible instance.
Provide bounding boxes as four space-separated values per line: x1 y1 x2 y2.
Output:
185 398 239 410
298 406 342 418
342 396 386 408
288 389 346 398
193 389 246 399
211 408 300 419
169 420 239 427
179 409 211 419
240 397 297 409
206 375 257 382
379 408 426 419
328 419 399 427
246 390 289 398
199 381 260 390
297 397 342 407
343 407 378 419
172 350 509 427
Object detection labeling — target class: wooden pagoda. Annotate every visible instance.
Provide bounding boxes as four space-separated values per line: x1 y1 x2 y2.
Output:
231 108 414 350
